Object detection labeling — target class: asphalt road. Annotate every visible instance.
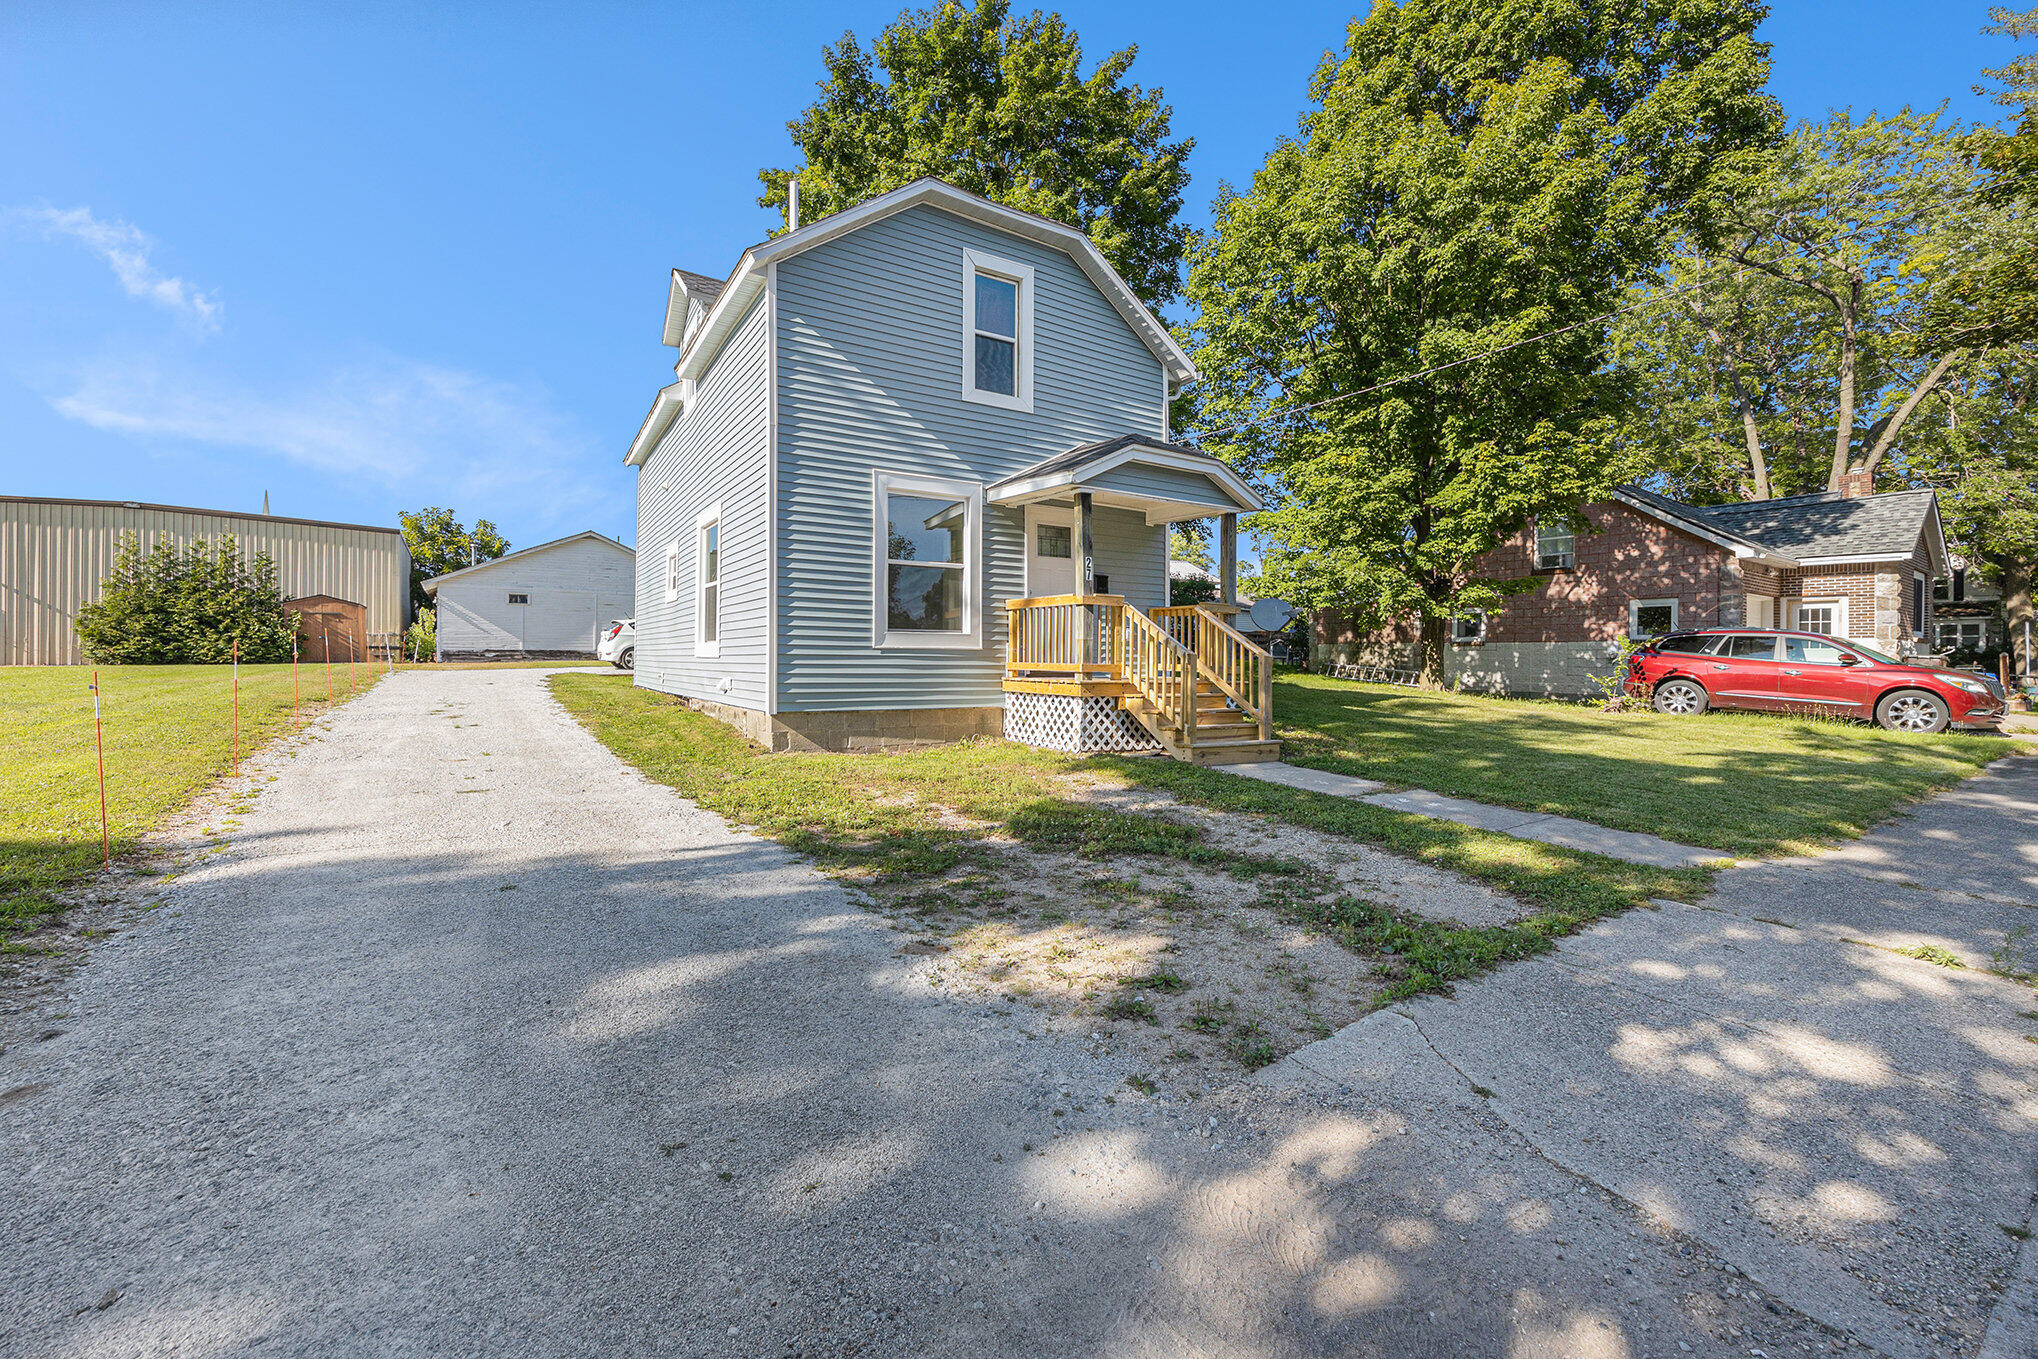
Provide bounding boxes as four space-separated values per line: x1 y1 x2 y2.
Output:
4 668 2034 1358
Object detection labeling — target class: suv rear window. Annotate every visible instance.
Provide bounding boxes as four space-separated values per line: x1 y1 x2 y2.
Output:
1654 635 1718 654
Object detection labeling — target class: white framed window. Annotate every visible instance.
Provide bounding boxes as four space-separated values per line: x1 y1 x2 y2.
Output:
694 503 722 658
1794 598 1846 637
872 470 982 650
1534 519 1575 569
507 592 528 605
1912 572 1927 636
1628 598 1679 637
1450 612 1485 644
663 540 680 603
1937 618 1986 651
961 248 1034 412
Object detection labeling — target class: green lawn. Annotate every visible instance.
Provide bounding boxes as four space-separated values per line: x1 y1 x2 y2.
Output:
1 664 368 942
1273 671 2013 857
551 675 1705 1002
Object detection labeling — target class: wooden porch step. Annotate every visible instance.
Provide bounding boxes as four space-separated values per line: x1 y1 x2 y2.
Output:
1180 738 1282 766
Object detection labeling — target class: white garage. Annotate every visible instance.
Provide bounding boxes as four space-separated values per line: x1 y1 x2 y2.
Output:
424 531 634 661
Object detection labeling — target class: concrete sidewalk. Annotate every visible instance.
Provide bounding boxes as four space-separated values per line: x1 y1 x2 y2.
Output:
1262 751 2038 1359
1230 758 1723 867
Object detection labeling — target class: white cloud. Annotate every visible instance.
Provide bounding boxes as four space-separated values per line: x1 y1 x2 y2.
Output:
14 205 222 330
49 354 609 516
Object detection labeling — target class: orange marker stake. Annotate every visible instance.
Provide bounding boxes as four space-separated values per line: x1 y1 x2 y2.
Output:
232 639 241 776
90 670 110 866
324 631 335 701
292 635 300 718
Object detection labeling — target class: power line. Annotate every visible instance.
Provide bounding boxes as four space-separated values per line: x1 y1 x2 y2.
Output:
1185 195 2006 443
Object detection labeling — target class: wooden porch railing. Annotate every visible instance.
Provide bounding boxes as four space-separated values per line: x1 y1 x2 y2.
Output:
1153 604 1274 741
1003 593 1125 673
1120 605 1197 755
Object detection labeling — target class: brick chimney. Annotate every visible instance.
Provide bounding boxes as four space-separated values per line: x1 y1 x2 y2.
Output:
1837 467 1877 499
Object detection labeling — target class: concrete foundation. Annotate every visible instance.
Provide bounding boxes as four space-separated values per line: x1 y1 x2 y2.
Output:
677 697 1005 753
439 649 596 662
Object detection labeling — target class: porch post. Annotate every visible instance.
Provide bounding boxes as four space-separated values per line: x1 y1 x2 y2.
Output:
1219 513 1238 607
1075 491 1096 665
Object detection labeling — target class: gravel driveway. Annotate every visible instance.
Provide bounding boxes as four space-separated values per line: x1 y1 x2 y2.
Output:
5 669 2034 1358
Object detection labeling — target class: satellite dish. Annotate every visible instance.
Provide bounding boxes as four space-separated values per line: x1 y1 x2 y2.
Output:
1247 598 1296 632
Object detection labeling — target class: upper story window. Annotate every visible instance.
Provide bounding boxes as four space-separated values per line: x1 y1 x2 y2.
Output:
873 470 982 650
507 593 528 605
1534 519 1575 570
961 249 1034 412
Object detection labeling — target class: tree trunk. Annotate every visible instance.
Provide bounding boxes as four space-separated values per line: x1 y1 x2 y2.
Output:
1995 554 2035 680
1827 274 1862 492
1860 351 1966 477
1417 614 1449 689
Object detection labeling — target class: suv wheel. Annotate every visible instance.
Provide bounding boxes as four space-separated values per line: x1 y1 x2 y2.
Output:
1652 679 1708 716
1876 689 1947 734
618 647 634 671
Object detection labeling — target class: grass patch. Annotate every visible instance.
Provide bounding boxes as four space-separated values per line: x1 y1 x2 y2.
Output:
1895 943 1966 969
1271 671 2009 857
2 664 370 941
551 677 1706 1012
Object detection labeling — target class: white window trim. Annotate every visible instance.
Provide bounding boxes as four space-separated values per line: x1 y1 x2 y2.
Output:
1793 597 1848 639
663 539 680 604
1534 519 1576 570
1450 611 1485 645
694 502 722 659
1628 598 1679 636
960 248 1035 413
872 470 983 650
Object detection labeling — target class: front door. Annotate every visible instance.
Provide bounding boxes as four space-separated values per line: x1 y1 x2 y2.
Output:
1024 506 1076 598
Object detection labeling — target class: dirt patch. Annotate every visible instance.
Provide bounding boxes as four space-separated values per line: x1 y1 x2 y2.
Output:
1058 771 1527 928
859 841 1388 1099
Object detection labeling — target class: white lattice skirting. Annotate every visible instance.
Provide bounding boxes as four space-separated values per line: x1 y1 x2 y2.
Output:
1004 692 1160 754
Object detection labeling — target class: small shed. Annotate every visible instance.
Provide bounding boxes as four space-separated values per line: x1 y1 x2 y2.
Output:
422 531 635 661
286 596 369 661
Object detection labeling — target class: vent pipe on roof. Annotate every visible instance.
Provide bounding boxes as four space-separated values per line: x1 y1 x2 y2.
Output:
788 178 801 231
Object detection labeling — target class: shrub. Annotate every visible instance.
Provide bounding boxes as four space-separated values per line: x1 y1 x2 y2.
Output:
75 533 298 664
405 607 437 662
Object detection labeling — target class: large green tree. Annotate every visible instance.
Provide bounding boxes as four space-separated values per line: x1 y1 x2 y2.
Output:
1186 0 1776 683
400 507 508 611
1613 110 2000 502
758 0 1191 308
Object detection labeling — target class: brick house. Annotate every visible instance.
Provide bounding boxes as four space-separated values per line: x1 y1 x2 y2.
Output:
1313 473 1950 697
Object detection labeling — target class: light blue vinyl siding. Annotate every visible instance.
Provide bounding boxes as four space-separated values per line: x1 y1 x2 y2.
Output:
1090 462 1233 509
634 297 770 708
774 203 1166 712
1085 505 1166 609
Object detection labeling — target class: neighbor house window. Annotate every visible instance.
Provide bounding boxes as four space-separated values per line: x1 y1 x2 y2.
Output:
1450 612 1485 644
873 471 982 649
507 593 528 605
961 249 1034 411
695 503 721 657
1794 599 1844 636
1628 598 1678 637
664 541 680 603
1938 619 1986 651
1534 520 1575 569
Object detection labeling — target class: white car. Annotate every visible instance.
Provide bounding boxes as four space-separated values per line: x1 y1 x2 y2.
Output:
598 618 635 669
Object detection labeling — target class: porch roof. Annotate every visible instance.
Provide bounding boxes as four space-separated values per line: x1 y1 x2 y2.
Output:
985 434 1262 525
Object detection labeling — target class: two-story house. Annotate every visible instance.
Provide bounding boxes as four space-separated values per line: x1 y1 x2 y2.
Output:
623 179 1275 763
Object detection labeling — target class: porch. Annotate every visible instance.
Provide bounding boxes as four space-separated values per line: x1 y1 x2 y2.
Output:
986 435 1277 765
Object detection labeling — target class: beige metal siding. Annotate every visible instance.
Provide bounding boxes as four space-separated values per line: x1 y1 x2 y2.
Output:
0 499 410 665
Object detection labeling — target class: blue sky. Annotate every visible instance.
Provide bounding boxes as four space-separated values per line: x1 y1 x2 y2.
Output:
0 1 2019 555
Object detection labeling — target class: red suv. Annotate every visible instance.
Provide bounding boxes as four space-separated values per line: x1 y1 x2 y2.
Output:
1629 629 2005 733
